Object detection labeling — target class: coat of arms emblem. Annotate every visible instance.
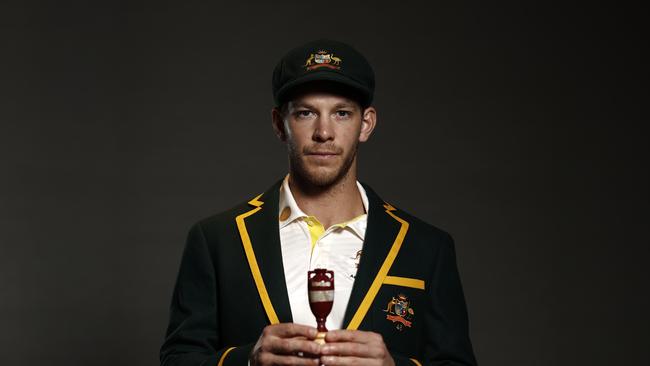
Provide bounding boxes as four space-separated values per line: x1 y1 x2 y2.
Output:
304 50 342 71
384 293 415 331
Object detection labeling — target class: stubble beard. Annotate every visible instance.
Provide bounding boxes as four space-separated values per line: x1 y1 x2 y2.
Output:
287 141 359 189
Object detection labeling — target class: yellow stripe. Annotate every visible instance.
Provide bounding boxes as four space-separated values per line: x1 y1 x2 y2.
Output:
409 358 423 366
383 276 425 290
346 203 409 330
334 212 366 228
235 193 280 324
306 212 366 253
305 217 325 252
217 346 236 366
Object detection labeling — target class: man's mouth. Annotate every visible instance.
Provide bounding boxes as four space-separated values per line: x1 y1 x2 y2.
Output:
306 151 340 160
308 151 339 155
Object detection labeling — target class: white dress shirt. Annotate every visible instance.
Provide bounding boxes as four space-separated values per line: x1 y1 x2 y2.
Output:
278 174 369 330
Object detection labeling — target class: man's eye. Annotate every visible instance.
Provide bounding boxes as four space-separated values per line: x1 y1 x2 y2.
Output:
336 110 352 117
296 110 314 117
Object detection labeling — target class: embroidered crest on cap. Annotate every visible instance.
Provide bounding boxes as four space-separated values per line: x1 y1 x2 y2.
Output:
383 293 415 331
304 50 342 70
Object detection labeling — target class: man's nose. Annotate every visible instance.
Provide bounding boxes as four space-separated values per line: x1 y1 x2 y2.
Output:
313 115 334 141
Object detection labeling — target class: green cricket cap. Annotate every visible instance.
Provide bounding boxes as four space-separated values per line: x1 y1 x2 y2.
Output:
272 39 375 107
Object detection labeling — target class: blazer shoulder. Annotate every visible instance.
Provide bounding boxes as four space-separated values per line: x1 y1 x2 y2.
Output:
388 203 455 248
199 200 249 226
179 195 259 254
192 193 259 235
361 181 454 247
191 177 282 235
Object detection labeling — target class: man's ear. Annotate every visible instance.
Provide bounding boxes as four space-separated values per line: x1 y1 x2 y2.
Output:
359 106 377 142
271 107 286 142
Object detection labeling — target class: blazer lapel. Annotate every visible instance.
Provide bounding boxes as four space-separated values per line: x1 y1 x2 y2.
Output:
237 179 408 329
343 182 406 329
237 178 294 324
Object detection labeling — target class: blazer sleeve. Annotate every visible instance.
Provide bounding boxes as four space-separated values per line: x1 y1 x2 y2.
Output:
419 232 478 366
160 222 254 366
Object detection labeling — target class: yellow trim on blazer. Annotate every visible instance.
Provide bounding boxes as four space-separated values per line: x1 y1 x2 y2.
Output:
409 358 423 366
235 193 280 324
217 347 236 366
346 202 410 330
383 276 425 290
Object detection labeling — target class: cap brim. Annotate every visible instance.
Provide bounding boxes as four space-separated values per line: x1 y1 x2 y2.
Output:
274 71 372 106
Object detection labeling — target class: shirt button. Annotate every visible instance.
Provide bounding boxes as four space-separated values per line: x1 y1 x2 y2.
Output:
279 207 291 221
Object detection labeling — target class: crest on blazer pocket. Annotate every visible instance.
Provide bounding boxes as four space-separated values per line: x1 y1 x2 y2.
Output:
383 293 415 331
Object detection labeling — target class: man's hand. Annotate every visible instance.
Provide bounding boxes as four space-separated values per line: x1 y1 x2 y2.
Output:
319 330 395 366
250 323 322 366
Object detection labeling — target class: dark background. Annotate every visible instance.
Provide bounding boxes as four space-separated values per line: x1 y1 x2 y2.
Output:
1 1 647 365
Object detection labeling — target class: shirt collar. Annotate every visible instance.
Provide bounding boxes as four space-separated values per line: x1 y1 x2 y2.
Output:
278 174 369 238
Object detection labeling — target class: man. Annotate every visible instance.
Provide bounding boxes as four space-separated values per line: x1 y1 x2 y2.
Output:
160 39 477 366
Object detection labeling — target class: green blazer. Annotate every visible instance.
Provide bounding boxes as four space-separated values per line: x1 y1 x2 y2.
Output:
160 178 477 366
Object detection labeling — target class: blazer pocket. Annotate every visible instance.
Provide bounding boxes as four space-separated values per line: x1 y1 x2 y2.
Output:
382 276 425 290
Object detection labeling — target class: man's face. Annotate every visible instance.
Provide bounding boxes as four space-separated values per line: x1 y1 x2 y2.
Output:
272 91 376 188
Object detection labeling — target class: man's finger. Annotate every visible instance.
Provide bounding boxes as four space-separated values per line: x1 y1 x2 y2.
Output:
264 323 318 339
320 342 385 358
324 329 382 344
264 337 322 356
320 355 379 366
260 352 321 366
